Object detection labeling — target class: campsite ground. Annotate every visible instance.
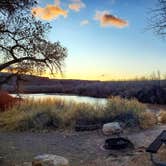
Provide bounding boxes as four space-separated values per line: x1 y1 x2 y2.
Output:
0 125 165 166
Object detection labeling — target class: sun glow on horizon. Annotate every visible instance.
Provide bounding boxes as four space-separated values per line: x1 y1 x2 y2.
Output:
2 0 166 80
43 70 166 81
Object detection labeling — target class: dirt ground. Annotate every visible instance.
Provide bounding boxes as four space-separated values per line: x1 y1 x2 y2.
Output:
0 125 165 166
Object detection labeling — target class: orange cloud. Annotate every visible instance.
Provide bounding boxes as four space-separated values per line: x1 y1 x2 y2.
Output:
69 0 85 12
32 4 67 20
80 19 89 26
94 11 128 28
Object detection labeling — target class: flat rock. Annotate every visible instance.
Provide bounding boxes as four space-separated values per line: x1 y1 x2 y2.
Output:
32 154 69 166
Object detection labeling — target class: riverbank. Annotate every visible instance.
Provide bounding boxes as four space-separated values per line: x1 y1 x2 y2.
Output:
0 96 160 131
2 72 166 104
0 125 165 166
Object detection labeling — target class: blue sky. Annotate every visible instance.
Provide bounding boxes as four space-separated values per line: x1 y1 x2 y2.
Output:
33 0 166 80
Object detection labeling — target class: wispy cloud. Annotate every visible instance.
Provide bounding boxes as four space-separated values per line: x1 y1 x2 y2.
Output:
54 0 61 6
32 2 67 20
69 0 85 12
94 11 128 28
80 19 89 26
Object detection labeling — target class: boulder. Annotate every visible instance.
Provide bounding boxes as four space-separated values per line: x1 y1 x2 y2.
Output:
102 122 122 135
32 154 69 166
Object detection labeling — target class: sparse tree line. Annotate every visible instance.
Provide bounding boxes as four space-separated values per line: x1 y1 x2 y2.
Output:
0 0 166 95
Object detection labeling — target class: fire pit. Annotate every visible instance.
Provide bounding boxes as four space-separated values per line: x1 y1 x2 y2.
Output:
104 137 134 150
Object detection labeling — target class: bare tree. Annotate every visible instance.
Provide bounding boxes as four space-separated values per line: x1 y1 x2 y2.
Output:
0 0 67 85
0 0 37 14
150 0 166 38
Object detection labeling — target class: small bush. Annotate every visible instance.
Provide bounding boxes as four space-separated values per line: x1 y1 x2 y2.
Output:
104 96 147 127
138 111 157 129
0 91 20 111
158 111 166 124
112 111 140 127
58 102 105 128
105 96 146 115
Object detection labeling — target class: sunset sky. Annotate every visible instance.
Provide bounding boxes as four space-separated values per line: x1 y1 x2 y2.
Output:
32 0 166 80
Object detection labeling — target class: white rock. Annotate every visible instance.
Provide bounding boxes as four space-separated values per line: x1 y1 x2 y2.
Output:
23 162 32 166
102 122 122 135
33 154 69 166
15 162 32 166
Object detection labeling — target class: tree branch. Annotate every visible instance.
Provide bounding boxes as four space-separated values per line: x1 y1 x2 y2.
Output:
0 56 46 71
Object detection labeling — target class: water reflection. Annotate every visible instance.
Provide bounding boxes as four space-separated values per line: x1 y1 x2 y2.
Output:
11 93 107 105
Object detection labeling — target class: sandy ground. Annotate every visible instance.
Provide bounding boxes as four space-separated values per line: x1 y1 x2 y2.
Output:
0 125 165 166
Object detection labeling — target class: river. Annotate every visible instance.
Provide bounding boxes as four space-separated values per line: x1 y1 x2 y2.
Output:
11 93 107 105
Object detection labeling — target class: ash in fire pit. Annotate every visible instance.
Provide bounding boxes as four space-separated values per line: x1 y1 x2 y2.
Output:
104 137 134 150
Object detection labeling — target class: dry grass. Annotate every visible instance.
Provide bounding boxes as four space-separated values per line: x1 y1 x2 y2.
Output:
79 147 166 166
0 98 105 131
158 111 166 124
138 111 157 129
0 96 157 131
106 96 146 116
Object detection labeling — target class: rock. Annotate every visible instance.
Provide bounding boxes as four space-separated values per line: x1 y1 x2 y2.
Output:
102 122 122 135
32 154 69 166
22 162 32 166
